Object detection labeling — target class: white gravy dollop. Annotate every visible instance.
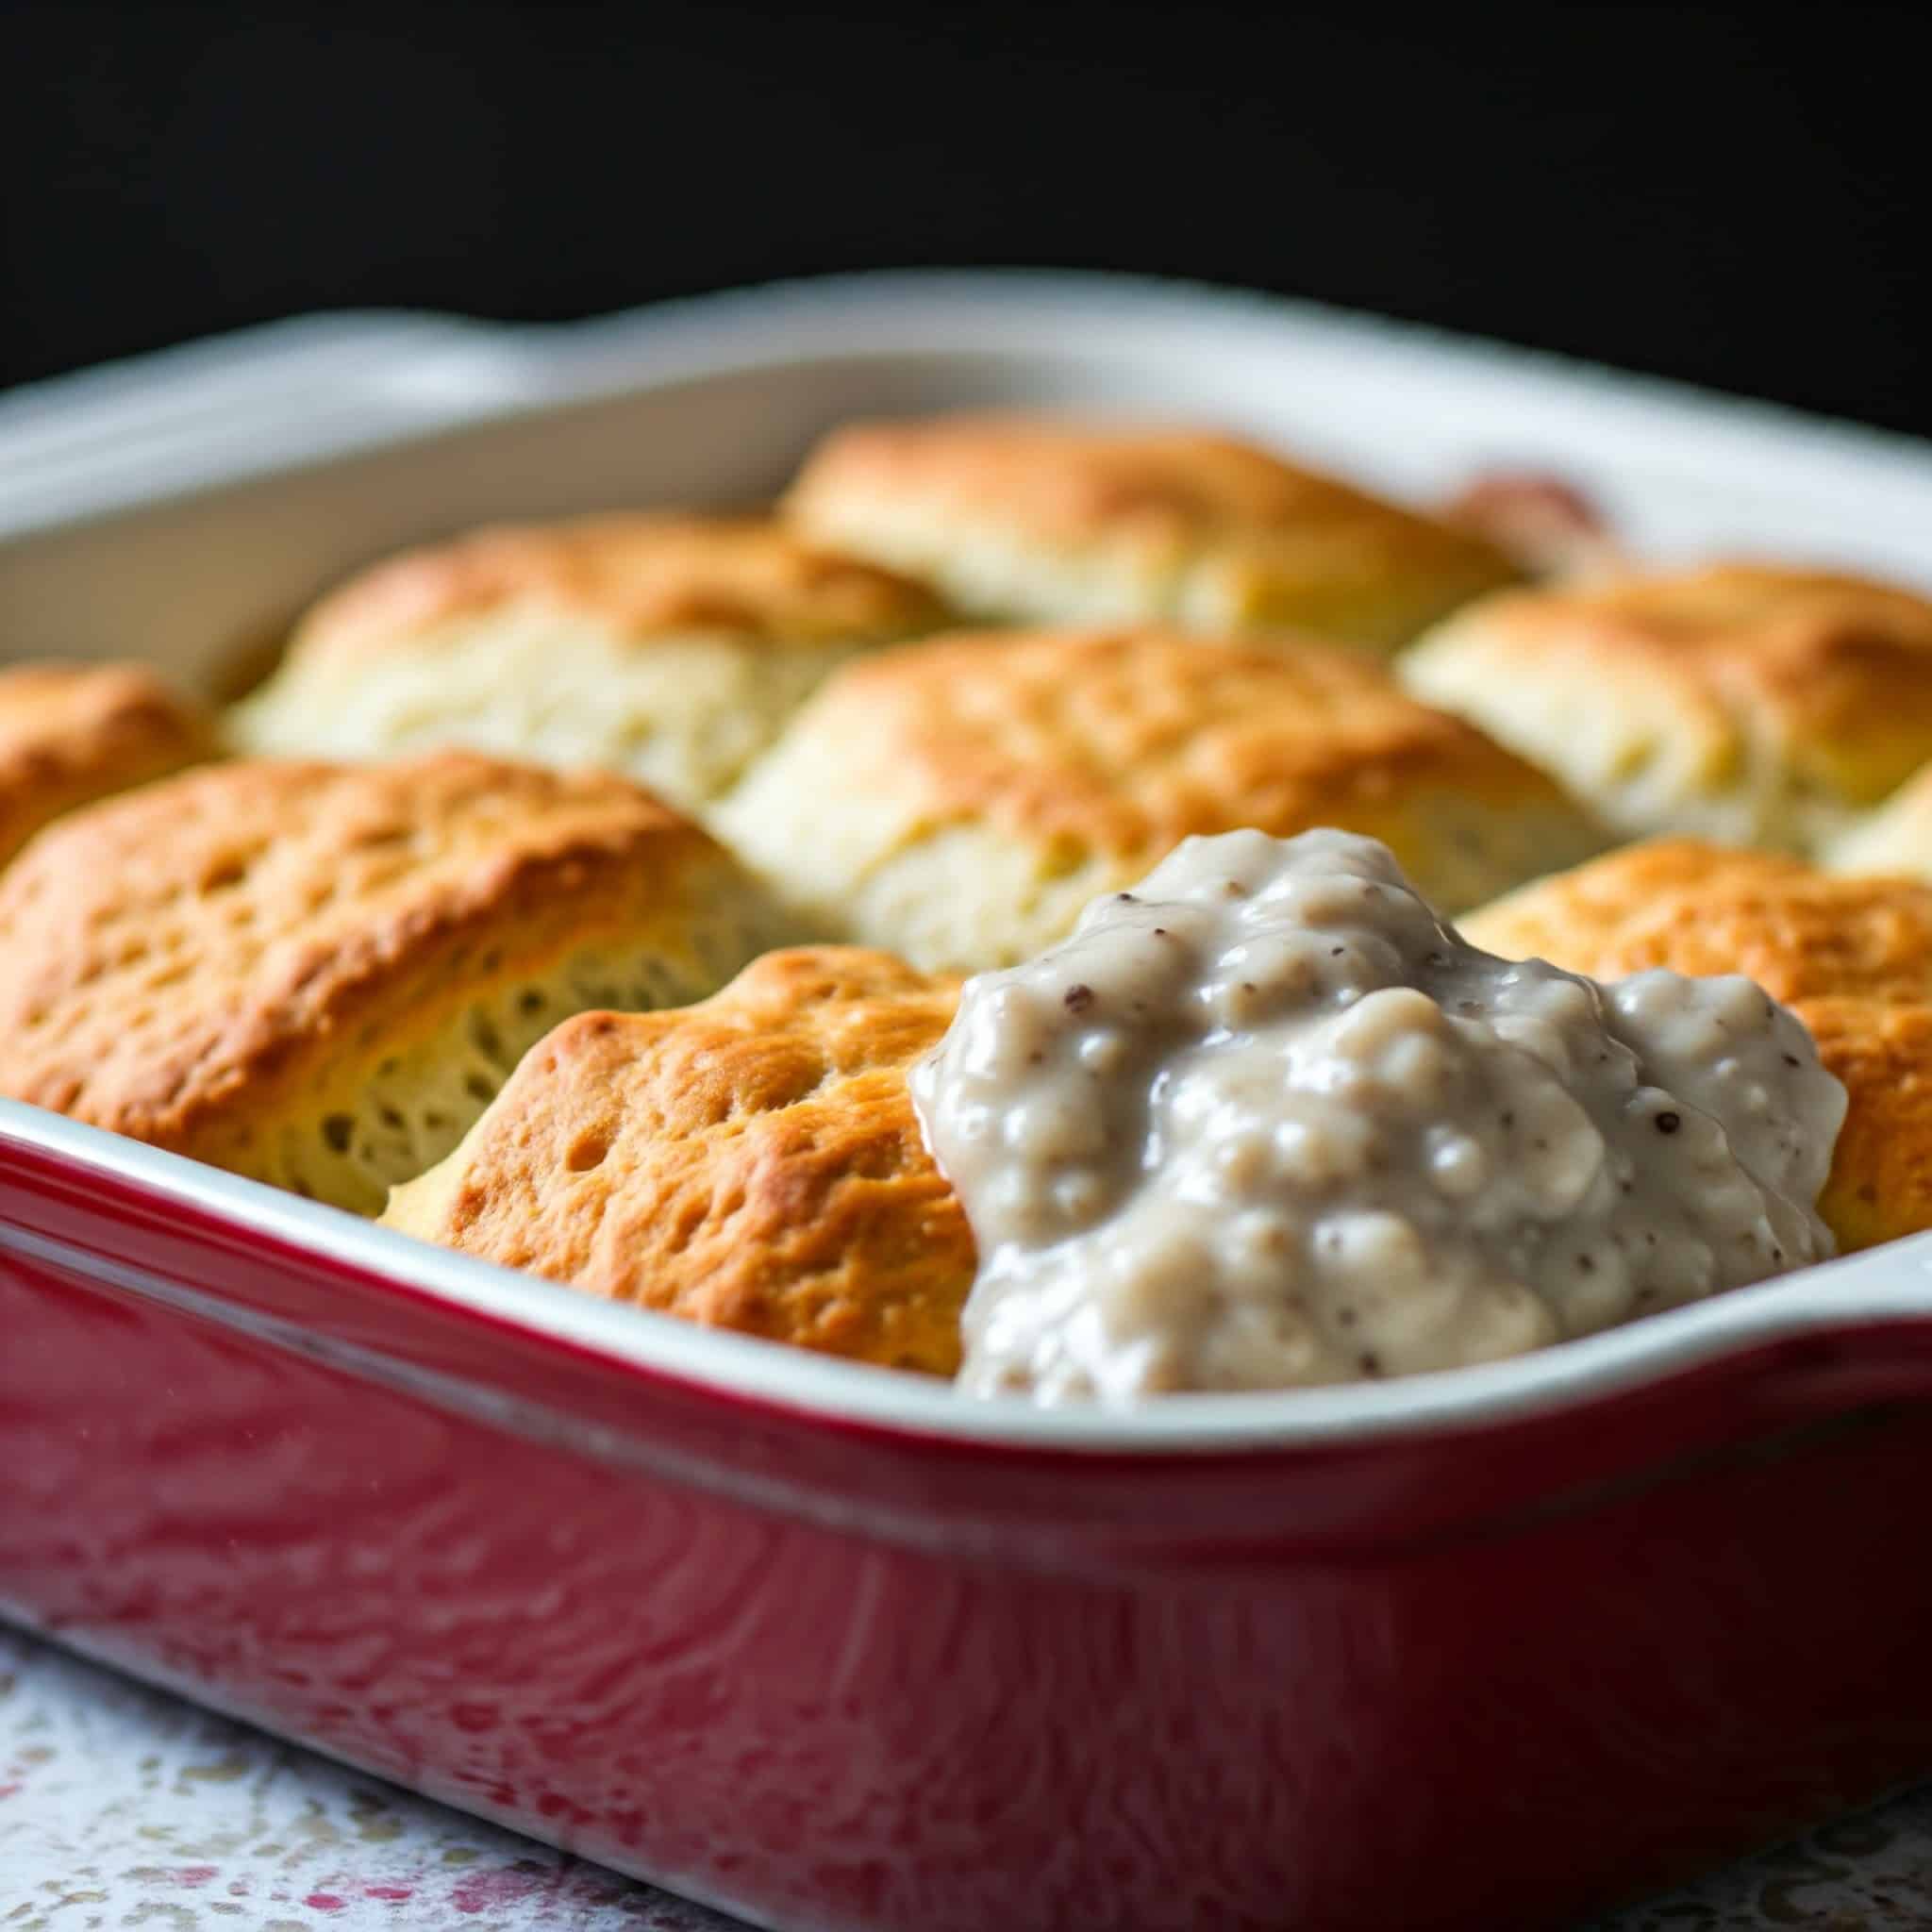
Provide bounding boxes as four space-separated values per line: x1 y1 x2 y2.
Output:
910 829 1847 1403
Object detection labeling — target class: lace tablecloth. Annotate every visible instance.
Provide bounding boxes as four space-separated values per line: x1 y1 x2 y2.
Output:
3 1624 1927 1930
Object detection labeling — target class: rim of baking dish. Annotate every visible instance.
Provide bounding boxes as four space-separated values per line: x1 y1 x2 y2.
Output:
6 1101 1929 1453
8 266 1932 558
535 266 1932 466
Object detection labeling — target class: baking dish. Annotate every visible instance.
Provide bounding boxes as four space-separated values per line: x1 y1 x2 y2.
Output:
5 272 1932 1931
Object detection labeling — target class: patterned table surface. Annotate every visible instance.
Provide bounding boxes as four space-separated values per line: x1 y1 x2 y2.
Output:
4 1624 1928 1931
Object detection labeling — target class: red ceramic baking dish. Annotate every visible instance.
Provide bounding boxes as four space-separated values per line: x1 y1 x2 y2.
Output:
5 275 1932 1931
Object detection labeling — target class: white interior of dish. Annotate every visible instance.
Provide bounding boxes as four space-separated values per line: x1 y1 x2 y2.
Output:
4 268 1932 1446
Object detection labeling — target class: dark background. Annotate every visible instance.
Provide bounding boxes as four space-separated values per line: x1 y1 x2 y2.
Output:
5 2 1931 436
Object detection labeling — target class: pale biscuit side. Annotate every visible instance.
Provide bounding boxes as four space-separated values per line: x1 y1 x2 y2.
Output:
0 752 785 1212
1405 564 1932 851
718 626 1607 972
229 514 948 811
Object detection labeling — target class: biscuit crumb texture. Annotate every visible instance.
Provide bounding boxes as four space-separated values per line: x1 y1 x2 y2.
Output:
383 946 974 1373
0 659 216 867
0 752 783 1212
1829 761 1932 880
784 414 1517 652
1464 839 1932 1251
720 626 1606 972
228 514 946 811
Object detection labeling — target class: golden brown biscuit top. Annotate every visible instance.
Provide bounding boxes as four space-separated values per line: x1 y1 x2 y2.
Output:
0 751 725 1149
797 625 1577 858
788 412 1496 553
0 659 200 762
1462 839 1932 1009
0 659 215 862
290 512 948 659
385 946 974 1374
1438 563 1932 807
1462 839 1932 1250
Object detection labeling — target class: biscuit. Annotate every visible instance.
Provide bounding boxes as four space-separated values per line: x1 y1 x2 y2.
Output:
1403 563 1932 852
1462 840 1932 1251
1826 763 1932 880
0 752 782 1213
782 413 1517 653
382 947 973 1374
226 514 947 813
716 625 1607 973
0 659 215 868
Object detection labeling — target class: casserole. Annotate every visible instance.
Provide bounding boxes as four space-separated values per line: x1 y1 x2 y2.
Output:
4 273 1932 1930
